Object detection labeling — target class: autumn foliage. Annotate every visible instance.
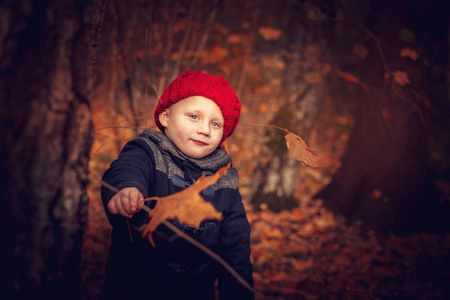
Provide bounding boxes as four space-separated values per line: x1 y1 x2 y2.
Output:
140 164 229 246
82 1 450 299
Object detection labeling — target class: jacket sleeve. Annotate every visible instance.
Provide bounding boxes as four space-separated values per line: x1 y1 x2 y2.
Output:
217 189 254 300
101 138 155 229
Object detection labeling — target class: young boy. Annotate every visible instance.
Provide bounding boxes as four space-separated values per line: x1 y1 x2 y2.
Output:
100 70 254 300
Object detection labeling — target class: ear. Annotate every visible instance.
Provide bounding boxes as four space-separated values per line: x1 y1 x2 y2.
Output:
159 109 170 128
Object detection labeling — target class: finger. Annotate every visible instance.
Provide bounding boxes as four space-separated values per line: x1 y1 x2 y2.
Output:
107 200 118 215
137 192 145 210
129 189 142 213
117 197 132 217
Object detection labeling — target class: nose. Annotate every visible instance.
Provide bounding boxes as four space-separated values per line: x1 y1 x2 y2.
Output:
197 121 211 136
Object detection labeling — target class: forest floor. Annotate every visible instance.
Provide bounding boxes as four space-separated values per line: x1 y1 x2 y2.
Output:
82 189 450 300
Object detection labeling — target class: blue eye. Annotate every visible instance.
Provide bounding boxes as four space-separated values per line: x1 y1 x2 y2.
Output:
190 115 199 120
211 121 220 127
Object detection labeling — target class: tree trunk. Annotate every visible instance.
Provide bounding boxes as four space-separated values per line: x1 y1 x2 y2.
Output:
249 12 323 212
250 87 319 212
316 81 434 234
0 1 93 299
315 0 450 235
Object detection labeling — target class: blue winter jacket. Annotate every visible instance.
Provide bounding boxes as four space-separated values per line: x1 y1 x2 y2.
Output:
100 129 254 300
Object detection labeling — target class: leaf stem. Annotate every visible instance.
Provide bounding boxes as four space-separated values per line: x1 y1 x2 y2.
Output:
94 125 148 132
241 123 289 133
100 180 265 299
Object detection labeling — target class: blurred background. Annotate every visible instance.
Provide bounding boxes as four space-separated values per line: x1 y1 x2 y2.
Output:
2 0 449 299
84 0 450 298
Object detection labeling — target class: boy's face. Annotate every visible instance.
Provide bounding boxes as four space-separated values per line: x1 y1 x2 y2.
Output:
159 96 224 159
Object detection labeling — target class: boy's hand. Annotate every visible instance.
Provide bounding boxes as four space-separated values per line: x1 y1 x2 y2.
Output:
107 187 144 218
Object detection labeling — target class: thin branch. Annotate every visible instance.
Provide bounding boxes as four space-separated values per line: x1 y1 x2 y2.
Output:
188 0 219 68
170 0 197 80
158 0 180 94
94 125 149 132
143 206 264 299
241 123 289 133
282 0 389 73
100 180 265 299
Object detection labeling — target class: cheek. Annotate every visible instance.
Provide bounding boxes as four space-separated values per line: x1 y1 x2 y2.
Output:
174 123 190 139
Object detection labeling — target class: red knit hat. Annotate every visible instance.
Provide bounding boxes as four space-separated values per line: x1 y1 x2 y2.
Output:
154 70 241 143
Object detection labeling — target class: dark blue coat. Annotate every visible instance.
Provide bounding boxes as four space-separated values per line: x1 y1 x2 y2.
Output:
100 130 254 300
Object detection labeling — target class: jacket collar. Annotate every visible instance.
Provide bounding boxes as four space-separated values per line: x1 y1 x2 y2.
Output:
138 129 231 175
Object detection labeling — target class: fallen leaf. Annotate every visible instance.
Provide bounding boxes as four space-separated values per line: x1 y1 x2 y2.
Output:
141 164 229 246
258 27 283 40
400 47 419 61
270 271 287 282
291 258 314 271
284 132 319 168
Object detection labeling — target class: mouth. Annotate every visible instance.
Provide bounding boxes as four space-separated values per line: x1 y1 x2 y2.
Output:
193 139 208 146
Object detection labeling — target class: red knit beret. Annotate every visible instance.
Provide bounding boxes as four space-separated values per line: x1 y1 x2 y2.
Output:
154 70 241 143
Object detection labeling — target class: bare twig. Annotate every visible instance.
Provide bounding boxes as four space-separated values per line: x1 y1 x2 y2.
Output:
188 0 219 68
282 0 389 74
143 206 264 298
100 180 265 299
158 0 180 94
170 0 197 80
241 123 289 133
94 125 149 132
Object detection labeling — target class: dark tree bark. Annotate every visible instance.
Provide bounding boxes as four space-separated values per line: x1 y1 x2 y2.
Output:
0 1 94 299
316 0 450 235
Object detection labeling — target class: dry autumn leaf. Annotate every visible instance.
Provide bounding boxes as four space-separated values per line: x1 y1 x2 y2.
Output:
353 43 368 58
284 132 319 168
141 164 229 246
400 47 419 61
258 27 283 40
336 68 358 84
391 71 410 86
203 45 228 64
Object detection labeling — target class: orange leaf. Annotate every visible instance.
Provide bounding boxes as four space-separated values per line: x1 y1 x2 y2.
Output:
353 43 368 58
258 27 283 40
391 71 410 86
203 45 228 64
141 164 229 246
336 68 358 84
284 132 319 168
400 47 419 61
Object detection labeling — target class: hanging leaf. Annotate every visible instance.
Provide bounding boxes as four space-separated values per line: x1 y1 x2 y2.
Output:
258 27 283 40
284 132 319 168
391 71 410 86
400 48 419 61
141 164 229 246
